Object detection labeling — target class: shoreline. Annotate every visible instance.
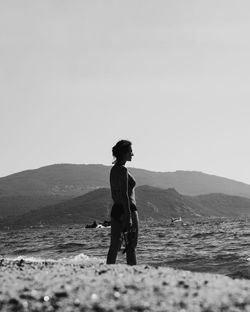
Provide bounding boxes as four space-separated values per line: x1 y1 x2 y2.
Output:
1 259 250 311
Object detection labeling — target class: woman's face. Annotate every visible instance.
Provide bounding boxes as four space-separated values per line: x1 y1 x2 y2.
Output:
124 146 134 162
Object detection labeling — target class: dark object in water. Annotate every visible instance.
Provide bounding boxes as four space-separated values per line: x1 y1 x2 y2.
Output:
85 220 111 229
16 259 25 267
85 221 98 228
171 217 182 223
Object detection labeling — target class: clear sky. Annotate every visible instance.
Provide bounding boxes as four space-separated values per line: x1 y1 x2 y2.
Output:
1 0 250 183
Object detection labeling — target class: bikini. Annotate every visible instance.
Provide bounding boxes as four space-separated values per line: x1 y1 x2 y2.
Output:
111 172 137 222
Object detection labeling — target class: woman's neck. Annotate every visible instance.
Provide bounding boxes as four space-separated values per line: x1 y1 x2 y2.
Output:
116 160 126 166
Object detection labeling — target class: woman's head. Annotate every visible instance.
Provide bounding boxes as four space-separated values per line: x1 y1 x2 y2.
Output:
112 140 133 163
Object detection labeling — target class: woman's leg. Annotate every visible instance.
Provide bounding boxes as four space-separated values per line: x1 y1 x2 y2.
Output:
126 211 139 265
106 218 122 264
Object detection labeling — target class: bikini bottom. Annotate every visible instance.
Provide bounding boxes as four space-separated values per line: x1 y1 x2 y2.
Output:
111 203 137 222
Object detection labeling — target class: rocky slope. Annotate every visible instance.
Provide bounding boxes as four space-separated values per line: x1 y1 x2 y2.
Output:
2 186 250 228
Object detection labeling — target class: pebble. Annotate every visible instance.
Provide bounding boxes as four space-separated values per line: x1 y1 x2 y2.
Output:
8 298 19 305
91 293 98 301
55 290 68 298
114 291 120 299
44 295 50 302
31 290 39 298
74 298 81 306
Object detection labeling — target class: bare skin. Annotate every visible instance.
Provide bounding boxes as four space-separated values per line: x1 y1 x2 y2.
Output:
106 146 139 265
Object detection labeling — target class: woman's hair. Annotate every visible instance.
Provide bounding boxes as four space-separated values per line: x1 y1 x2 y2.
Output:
112 140 132 163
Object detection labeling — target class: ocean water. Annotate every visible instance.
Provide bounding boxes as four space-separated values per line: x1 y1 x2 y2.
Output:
1 217 250 279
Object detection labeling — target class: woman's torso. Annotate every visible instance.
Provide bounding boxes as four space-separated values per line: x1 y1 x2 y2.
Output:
110 165 136 206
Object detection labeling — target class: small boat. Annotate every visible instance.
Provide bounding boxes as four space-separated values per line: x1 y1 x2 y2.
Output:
170 217 184 226
96 224 106 229
85 220 111 229
171 217 182 223
170 217 188 226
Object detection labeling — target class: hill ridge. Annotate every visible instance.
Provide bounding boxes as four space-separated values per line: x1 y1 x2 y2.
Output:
2 185 250 229
1 164 250 219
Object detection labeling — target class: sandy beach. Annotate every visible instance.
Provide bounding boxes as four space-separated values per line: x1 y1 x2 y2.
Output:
1 259 250 312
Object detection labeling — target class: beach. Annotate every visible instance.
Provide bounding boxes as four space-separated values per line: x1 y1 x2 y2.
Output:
1 259 250 312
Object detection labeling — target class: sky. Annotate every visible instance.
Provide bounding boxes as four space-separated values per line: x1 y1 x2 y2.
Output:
1 0 250 183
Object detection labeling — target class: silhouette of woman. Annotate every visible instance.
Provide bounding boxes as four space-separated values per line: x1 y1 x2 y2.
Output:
106 140 138 265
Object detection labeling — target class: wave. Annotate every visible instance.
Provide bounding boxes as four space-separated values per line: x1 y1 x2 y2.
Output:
191 231 220 238
1 253 105 266
56 242 87 248
56 242 87 251
241 233 250 237
213 253 249 262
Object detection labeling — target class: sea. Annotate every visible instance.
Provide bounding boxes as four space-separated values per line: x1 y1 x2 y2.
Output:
1 217 250 280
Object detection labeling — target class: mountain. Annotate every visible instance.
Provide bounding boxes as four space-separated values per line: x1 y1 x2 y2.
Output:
0 195 70 219
0 164 109 218
0 188 112 228
191 193 250 217
1 164 250 198
132 169 250 198
2 186 250 228
1 163 250 218
0 164 109 197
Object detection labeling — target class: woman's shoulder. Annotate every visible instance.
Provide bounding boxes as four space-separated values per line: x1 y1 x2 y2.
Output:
111 164 128 175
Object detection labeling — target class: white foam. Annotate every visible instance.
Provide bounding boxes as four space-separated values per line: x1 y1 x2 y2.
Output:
4 255 57 263
58 253 105 265
2 253 105 266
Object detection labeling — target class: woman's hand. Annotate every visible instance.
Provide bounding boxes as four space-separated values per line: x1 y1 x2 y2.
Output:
129 229 138 249
121 214 132 232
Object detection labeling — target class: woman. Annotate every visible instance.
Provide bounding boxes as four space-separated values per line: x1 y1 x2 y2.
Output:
106 140 138 265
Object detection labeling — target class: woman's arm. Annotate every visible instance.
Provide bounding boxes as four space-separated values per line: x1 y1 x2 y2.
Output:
120 166 131 230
